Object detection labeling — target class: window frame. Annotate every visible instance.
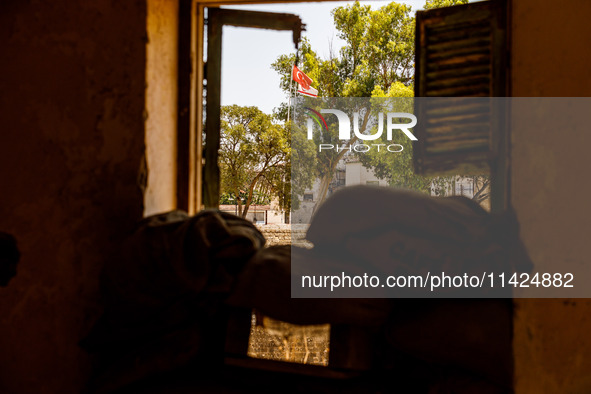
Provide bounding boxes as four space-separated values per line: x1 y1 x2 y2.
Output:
174 0 513 375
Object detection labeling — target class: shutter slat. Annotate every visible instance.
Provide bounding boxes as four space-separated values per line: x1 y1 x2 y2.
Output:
426 23 490 44
427 58 491 72
427 75 491 90
426 83 491 97
426 65 491 80
427 45 490 61
426 112 490 125
428 53 490 68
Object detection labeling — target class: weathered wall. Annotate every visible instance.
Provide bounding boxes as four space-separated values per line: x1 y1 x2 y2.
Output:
144 0 179 217
511 0 591 392
258 225 292 245
0 1 147 393
258 225 308 246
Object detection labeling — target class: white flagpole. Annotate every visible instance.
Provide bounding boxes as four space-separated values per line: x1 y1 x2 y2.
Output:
287 63 294 123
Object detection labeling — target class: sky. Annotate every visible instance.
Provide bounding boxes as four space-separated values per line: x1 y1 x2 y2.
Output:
221 0 427 115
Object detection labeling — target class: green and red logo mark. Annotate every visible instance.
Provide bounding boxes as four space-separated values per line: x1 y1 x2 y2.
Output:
304 107 328 132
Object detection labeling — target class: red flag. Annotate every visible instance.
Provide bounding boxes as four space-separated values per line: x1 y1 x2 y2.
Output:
292 65 318 97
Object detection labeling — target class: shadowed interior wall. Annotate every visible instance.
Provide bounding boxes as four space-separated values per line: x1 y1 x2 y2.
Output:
144 0 179 217
0 1 147 393
511 0 591 392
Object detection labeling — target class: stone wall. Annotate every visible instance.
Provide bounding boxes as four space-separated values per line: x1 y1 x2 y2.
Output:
248 315 330 367
252 225 327 366
257 224 310 247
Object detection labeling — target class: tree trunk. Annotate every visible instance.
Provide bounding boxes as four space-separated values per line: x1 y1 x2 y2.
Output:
233 186 245 217
242 172 264 219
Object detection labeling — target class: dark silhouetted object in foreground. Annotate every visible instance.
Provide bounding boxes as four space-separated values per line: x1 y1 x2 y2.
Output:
83 186 532 393
0 231 20 287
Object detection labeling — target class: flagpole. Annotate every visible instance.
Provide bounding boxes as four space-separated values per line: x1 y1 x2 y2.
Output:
287 64 294 123
287 46 300 124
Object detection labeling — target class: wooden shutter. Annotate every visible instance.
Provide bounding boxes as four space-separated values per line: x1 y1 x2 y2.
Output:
413 0 507 175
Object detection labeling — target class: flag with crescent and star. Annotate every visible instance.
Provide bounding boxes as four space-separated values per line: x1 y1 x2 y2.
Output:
292 65 318 97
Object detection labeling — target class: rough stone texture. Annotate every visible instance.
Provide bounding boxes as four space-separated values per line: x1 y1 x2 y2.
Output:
257 224 310 247
0 1 147 393
511 0 591 392
248 315 330 367
252 225 327 366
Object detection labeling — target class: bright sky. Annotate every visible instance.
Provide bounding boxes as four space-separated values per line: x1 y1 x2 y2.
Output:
221 0 427 114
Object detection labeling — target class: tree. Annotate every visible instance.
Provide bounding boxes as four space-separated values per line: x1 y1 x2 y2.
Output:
358 82 437 192
273 0 473 206
219 105 290 218
424 0 468 10
289 120 318 211
273 2 416 205
470 176 490 204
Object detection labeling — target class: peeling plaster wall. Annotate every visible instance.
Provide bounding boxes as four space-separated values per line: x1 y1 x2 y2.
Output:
144 0 179 217
0 1 147 393
511 0 591 392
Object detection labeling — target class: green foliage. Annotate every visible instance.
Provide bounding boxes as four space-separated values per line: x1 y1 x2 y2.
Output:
289 120 318 210
219 105 290 217
360 84 435 193
273 0 475 204
424 0 469 10
274 1 416 202
272 2 416 100
334 1 415 91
